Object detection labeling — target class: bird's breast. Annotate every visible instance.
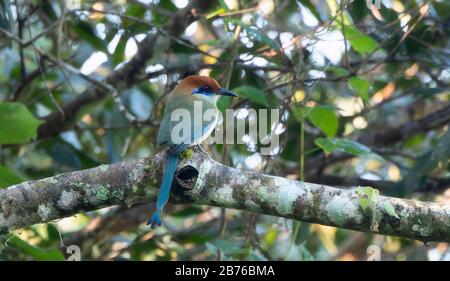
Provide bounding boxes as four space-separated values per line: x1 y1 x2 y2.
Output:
193 110 219 145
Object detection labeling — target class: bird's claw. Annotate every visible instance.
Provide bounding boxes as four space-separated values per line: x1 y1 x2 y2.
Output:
147 211 162 229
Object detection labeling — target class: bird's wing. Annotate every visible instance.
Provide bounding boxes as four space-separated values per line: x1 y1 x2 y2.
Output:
156 92 185 145
157 92 218 151
156 111 172 145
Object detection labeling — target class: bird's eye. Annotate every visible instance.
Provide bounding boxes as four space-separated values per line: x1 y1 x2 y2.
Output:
201 86 212 92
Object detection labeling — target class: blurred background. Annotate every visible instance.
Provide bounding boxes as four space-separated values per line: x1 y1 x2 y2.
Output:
0 0 449 260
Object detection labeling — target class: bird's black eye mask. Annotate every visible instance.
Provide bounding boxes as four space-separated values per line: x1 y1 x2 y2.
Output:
192 85 213 96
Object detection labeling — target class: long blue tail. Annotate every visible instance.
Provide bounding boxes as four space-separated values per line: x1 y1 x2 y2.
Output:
147 153 179 229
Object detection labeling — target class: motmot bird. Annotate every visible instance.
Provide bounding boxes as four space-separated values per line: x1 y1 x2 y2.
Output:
148 75 237 228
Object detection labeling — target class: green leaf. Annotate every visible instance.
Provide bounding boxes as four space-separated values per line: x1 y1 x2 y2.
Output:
68 20 107 52
112 35 127 65
356 186 379 210
292 106 312 122
334 139 372 156
314 138 382 159
314 138 337 155
218 0 231 10
0 165 23 188
395 128 450 196
297 0 322 21
243 26 279 49
383 201 399 218
46 224 61 243
349 76 371 101
232 86 269 107
158 0 178 12
123 3 147 31
308 106 338 138
358 198 370 210
0 102 43 145
217 96 232 113
361 186 379 197
227 19 279 49
342 25 379 55
125 3 146 18
41 2 58 21
205 239 246 259
326 66 350 77
8 236 65 261
294 222 311 245
356 186 380 231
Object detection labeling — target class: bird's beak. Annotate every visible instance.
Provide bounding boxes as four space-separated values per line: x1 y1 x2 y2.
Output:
215 88 237 97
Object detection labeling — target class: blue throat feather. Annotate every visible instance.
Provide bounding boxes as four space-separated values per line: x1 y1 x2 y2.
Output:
147 152 179 228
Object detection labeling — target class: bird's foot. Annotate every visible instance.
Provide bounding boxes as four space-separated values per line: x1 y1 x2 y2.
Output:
147 211 162 229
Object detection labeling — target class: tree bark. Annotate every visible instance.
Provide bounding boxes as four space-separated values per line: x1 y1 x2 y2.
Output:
1 148 449 242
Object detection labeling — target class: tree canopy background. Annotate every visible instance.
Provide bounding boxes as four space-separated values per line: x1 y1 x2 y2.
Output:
0 0 449 261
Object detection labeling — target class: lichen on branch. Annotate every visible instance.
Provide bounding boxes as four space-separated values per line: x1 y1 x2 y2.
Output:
0 148 449 242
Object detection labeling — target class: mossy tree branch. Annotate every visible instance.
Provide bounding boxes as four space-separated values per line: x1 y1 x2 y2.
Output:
1 148 449 242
